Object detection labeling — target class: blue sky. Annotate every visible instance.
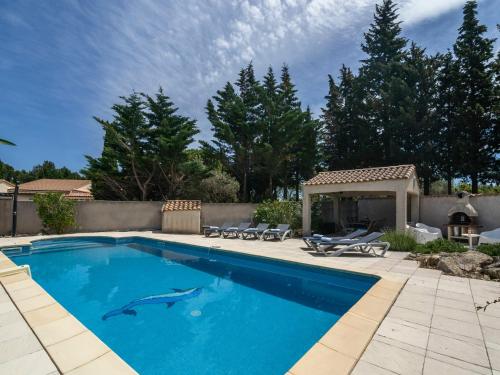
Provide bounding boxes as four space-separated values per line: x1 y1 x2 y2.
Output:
0 0 498 172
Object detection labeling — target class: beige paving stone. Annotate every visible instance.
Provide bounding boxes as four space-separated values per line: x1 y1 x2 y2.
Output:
67 351 137 375
436 288 474 303
0 349 57 375
429 327 484 347
290 343 356 375
8 284 45 301
435 295 477 312
348 294 392 322
0 272 30 285
351 360 396 374
387 306 432 327
433 304 480 324
360 337 425 375
427 332 490 367
376 317 429 349
0 332 42 364
406 277 439 290
23 303 68 328
393 293 434 314
33 315 86 346
339 312 379 332
2 278 38 292
431 314 484 340
0 320 32 343
478 312 500 330
423 357 488 375
412 268 441 279
367 284 400 303
0 301 16 314
16 293 56 313
438 279 472 295
46 331 110 373
488 345 500 371
483 325 500 347
319 321 374 359
0 309 23 327
426 351 492 375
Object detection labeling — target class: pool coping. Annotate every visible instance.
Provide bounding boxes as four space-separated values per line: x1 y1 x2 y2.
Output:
0 233 407 375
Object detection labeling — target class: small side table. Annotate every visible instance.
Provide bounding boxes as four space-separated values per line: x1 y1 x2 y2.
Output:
462 233 480 250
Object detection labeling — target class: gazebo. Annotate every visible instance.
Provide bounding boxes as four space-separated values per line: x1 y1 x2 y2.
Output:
302 165 420 235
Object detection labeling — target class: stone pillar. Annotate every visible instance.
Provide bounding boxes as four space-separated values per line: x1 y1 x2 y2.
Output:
395 190 408 232
302 190 312 236
410 194 420 224
332 195 341 231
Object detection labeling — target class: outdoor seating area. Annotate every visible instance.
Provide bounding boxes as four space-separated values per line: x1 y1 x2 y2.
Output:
203 222 293 241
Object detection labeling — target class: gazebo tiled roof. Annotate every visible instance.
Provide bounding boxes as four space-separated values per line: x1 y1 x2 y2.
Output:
162 200 201 211
304 165 416 186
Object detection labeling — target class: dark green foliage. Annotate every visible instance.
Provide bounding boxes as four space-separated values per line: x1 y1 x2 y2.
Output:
199 170 239 203
0 160 80 184
381 230 417 252
203 63 319 202
253 200 302 230
477 243 500 257
0 138 15 146
415 239 467 254
83 88 199 201
33 193 76 234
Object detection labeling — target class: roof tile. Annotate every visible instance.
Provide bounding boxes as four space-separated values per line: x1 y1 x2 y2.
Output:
162 200 201 211
304 165 416 186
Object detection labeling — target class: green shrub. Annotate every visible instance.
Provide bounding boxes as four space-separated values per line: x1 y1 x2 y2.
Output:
477 243 500 257
253 200 301 230
415 238 467 254
33 193 76 234
381 230 417 252
200 171 239 203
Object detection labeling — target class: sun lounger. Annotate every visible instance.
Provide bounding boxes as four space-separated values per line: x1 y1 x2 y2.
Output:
302 229 367 248
222 222 251 238
241 223 270 240
262 224 292 241
311 232 389 257
204 222 233 237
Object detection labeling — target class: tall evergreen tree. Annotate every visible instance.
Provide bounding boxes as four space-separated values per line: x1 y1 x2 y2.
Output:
359 0 409 166
453 0 496 193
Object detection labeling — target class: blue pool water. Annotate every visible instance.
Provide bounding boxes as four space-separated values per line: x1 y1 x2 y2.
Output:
8 237 377 374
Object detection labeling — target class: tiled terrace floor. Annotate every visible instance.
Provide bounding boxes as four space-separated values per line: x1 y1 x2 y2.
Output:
1 231 499 374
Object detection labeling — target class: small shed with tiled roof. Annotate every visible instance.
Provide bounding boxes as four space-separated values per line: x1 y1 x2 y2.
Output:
161 200 201 234
302 165 419 234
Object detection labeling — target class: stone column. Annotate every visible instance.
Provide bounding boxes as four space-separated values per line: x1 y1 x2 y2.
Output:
410 193 420 224
332 195 341 231
302 189 312 236
395 189 408 232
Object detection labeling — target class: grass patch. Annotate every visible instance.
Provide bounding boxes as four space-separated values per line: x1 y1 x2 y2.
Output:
414 238 467 254
381 230 417 252
477 243 500 257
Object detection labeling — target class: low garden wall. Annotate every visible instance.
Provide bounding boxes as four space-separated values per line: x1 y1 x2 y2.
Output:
0 200 258 236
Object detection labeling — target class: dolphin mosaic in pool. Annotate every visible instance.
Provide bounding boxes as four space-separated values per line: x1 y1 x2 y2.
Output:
102 287 202 320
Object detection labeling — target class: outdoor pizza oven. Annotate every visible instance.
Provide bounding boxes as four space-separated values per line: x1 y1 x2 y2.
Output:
446 191 479 239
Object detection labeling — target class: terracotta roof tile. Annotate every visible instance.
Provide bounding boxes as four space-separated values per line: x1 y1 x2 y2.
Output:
66 190 93 200
162 200 201 211
15 179 91 192
304 165 416 186
0 179 14 187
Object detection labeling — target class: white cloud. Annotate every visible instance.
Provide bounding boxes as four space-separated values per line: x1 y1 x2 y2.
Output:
399 0 465 25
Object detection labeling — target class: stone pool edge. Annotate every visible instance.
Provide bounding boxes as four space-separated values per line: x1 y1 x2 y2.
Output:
0 233 406 375
0 252 138 374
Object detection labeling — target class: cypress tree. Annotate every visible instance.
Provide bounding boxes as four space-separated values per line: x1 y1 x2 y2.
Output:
453 0 496 193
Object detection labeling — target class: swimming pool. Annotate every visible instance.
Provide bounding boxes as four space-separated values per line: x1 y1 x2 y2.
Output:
8 237 378 374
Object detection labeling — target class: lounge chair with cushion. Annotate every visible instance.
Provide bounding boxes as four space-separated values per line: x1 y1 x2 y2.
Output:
222 222 252 238
262 224 292 241
478 228 500 245
204 222 233 237
241 223 270 240
303 229 367 248
311 232 389 257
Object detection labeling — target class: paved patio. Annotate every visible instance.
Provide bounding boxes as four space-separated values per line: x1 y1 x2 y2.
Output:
1 232 499 374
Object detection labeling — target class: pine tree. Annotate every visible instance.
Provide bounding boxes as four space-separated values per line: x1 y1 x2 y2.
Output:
453 0 496 193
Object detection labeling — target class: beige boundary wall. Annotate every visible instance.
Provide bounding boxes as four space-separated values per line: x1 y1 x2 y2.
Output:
0 200 258 236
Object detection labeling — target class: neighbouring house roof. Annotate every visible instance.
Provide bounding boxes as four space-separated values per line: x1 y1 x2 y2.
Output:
8 179 93 200
0 179 14 187
304 165 416 186
162 200 201 211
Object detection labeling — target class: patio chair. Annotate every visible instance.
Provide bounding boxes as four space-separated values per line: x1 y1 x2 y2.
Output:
204 222 233 237
241 223 270 240
222 222 252 238
262 224 292 241
311 232 389 257
302 228 367 248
